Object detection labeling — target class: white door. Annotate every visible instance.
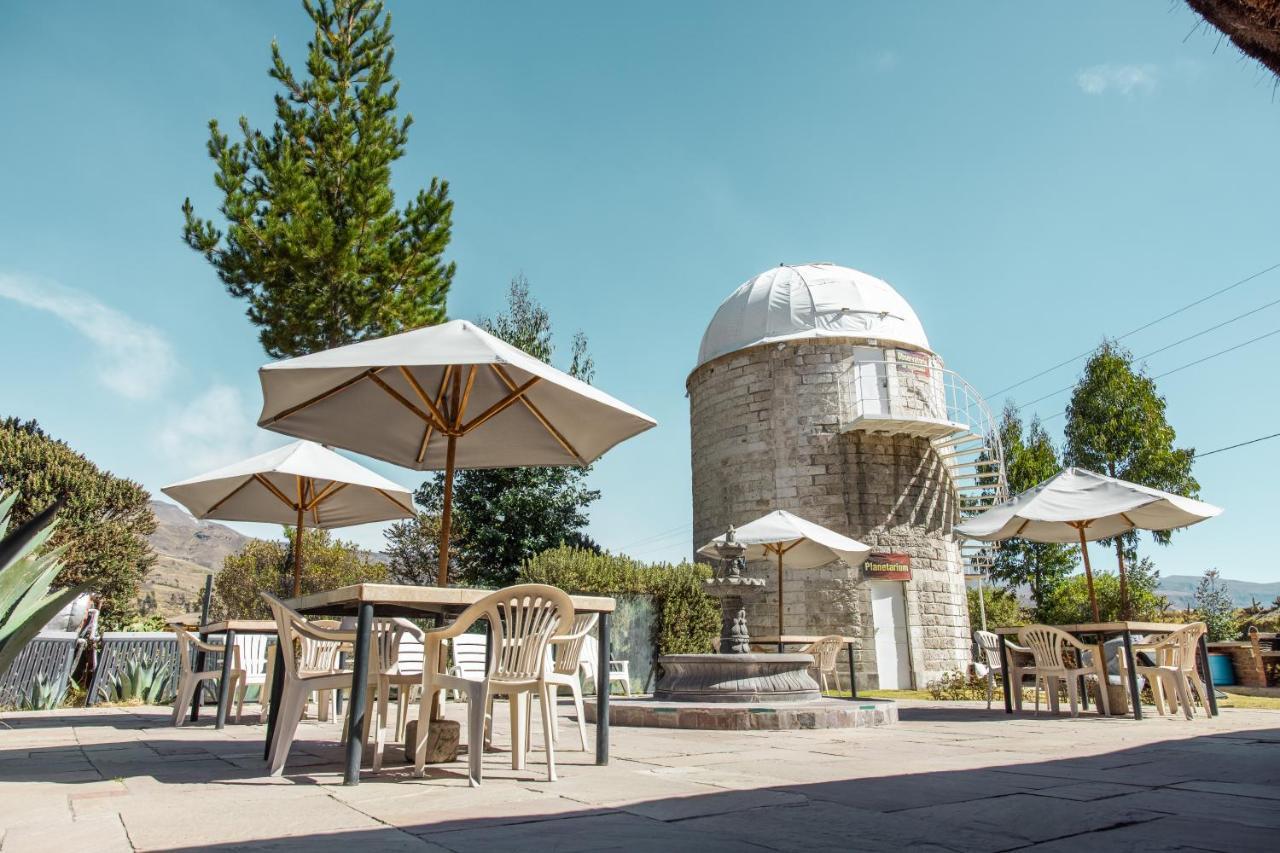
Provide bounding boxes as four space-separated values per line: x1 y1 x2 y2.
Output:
852 347 888 417
871 582 912 689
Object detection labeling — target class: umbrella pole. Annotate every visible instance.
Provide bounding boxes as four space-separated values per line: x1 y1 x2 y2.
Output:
977 572 988 632
437 434 457 587
1075 524 1100 623
1114 538 1129 620
293 502 304 597
777 549 784 653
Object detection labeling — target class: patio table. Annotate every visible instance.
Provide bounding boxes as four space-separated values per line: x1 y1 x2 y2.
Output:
752 634 859 699
192 620 277 730
269 583 616 786
993 622 1218 720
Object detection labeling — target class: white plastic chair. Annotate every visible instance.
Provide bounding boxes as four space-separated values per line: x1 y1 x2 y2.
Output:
1018 625 1111 717
974 630 1035 710
170 625 244 727
801 635 845 694
1122 622 1209 720
543 613 599 750
413 584 575 786
580 638 632 696
232 634 272 721
261 593 363 776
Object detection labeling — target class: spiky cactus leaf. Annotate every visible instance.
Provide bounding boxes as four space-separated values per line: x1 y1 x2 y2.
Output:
0 544 70 620
0 492 18 540
0 585 86 675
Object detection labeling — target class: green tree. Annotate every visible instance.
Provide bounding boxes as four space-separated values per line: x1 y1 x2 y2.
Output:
967 586 1026 631
383 511 454 586
1040 558 1165 624
987 403 1077 618
1064 341 1197 616
0 418 155 628
182 0 454 359
1193 568 1235 642
214 528 387 619
388 277 601 587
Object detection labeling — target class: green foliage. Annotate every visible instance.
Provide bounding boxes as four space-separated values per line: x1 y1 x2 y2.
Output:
21 673 65 711
214 528 387 619
1194 568 1235 642
927 670 991 701
401 278 600 587
383 511 451 586
0 491 87 675
118 613 171 633
967 585 1026 630
0 419 155 627
989 404 1077 617
519 546 721 657
182 0 454 359
1039 559 1166 625
1064 342 1198 597
103 654 175 705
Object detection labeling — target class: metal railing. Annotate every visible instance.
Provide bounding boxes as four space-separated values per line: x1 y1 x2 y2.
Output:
836 356 1000 441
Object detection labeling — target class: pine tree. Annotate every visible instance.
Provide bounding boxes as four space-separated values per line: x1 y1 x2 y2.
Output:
182 0 454 358
1064 341 1198 615
988 403 1076 618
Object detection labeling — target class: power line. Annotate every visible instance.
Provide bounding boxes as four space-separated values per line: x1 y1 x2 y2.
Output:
617 521 691 552
986 260 1280 399
1196 431 1280 458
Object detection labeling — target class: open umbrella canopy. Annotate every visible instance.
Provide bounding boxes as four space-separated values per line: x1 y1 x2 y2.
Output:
954 467 1222 543
256 319 656 470
162 440 414 528
698 510 871 568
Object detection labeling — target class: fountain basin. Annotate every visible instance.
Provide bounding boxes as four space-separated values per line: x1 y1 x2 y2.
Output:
653 653 821 703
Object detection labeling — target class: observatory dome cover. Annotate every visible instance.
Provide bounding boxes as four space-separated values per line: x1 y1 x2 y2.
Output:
695 263 933 369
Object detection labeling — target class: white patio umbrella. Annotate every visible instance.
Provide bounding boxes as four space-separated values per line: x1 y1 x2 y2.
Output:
955 467 1221 622
255 319 657 585
698 510 871 643
162 440 414 595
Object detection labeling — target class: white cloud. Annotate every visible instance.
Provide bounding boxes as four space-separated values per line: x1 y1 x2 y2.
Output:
157 384 276 473
0 273 176 399
1075 63 1159 96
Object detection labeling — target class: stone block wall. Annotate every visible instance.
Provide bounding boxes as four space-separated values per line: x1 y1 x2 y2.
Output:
688 338 972 689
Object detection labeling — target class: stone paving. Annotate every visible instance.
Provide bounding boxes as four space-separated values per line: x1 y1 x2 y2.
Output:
1 700 1277 852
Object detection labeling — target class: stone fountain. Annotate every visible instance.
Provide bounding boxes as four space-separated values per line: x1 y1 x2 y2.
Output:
652 527 822 703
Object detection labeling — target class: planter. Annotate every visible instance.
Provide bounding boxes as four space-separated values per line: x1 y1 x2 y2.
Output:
1207 652 1234 686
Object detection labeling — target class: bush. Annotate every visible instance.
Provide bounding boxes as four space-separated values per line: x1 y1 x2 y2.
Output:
927 670 990 701
967 586 1026 630
520 546 720 656
1194 569 1235 642
1039 562 1165 625
214 529 387 619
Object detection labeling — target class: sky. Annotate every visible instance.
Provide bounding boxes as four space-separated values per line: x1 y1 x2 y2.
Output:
2 2 1278 584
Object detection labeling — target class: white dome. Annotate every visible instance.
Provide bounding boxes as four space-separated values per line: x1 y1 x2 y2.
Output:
695 263 933 368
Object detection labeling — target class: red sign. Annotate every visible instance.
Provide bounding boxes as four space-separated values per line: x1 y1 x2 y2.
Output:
864 552 911 581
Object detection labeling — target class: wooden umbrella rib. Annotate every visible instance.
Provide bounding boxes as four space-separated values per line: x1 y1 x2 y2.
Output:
306 481 347 511
254 474 299 510
1119 512 1136 528
455 366 478 430
374 488 414 515
415 366 453 463
205 477 257 515
459 376 541 434
399 366 454 431
369 372 453 434
491 364 586 464
1013 518 1031 537
266 368 377 425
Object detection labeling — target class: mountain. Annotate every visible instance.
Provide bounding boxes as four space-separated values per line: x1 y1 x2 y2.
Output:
141 500 253 620
1156 574 1280 609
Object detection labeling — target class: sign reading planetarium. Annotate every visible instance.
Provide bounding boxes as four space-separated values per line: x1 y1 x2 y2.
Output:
863 552 912 581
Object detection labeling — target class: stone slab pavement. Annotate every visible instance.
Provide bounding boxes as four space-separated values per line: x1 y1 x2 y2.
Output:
1 699 1277 852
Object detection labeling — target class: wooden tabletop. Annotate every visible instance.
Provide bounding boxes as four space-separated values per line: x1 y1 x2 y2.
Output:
754 634 858 644
198 620 279 633
285 583 616 618
993 622 1188 635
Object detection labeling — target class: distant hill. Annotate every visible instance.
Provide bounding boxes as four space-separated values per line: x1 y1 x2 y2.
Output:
1157 574 1280 609
142 500 253 620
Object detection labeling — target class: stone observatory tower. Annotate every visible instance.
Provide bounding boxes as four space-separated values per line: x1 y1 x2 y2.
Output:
687 263 1006 690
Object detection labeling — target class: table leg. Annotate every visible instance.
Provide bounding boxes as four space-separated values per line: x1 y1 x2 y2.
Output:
263 640 285 761
846 642 858 699
1197 633 1219 716
1121 629 1143 720
998 634 1012 714
595 611 610 766
190 632 207 722
215 629 236 729
343 602 374 786
335 651 346 716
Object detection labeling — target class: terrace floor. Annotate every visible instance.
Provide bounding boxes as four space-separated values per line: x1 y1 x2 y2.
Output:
1 699 1278 852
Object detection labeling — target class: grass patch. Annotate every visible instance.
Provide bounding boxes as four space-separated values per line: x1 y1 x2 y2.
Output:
823 689 934 701
1218 691 1280 711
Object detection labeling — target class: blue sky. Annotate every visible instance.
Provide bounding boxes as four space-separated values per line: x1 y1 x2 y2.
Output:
2 2 1278 584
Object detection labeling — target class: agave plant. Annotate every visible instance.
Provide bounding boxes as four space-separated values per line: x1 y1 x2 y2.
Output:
21 672 65 710
0 491 87 675
103 653 175 705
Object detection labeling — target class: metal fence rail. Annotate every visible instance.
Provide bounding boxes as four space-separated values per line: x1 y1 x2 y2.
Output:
87 631 188 705
0 631 78 707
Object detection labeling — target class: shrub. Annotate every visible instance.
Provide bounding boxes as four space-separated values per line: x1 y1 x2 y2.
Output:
101 654 175 705
1194 569 1235 642
520 546 720 656
1039 560 1166 625
927 670 990 701
967 586 1026 630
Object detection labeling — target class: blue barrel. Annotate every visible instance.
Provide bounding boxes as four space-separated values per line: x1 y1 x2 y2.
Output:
1208 653 1234 686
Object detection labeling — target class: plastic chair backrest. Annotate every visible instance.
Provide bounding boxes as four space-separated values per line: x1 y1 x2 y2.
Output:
1018 625 1077 674
461 584 573 682
397 632 425 676
554 613 599 676
236 634 271 678
805 635 844 672
974 630 1003 670
1145 622 1205 671
171 625 198 676
451 633 488 679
